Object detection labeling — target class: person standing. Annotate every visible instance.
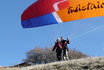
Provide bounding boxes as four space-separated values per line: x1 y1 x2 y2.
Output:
61 36 70 60
52 38 62 61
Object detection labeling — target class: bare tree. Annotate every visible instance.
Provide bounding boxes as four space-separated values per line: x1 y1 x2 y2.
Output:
23 47 88 66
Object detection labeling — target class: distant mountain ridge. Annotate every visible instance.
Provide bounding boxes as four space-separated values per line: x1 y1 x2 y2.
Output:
0 57 104 70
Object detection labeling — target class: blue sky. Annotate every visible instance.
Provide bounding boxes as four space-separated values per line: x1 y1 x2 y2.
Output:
0 0 104 66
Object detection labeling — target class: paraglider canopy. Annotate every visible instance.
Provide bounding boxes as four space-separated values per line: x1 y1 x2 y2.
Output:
21 0 104 28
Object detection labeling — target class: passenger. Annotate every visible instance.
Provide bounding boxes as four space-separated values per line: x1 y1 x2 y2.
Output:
52 38 62 61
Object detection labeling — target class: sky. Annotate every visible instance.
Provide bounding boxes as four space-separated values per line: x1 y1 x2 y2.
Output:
0 0 104 66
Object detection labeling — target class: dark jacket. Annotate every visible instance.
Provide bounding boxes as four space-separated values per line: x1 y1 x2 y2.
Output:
61 39 70 51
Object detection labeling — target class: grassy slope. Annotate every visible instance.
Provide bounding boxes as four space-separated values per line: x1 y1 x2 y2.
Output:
0 57 104 70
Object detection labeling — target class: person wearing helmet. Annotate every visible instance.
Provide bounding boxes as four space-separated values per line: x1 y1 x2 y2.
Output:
61 36 70 60
52 38 62 61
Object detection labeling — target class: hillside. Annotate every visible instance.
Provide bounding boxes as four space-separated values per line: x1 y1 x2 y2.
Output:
0 57 104 70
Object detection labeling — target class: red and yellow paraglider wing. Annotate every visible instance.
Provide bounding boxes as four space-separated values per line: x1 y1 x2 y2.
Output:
57 0 104 22
21 0 104 28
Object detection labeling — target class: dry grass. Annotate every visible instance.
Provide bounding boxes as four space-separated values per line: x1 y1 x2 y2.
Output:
1 57 104 70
